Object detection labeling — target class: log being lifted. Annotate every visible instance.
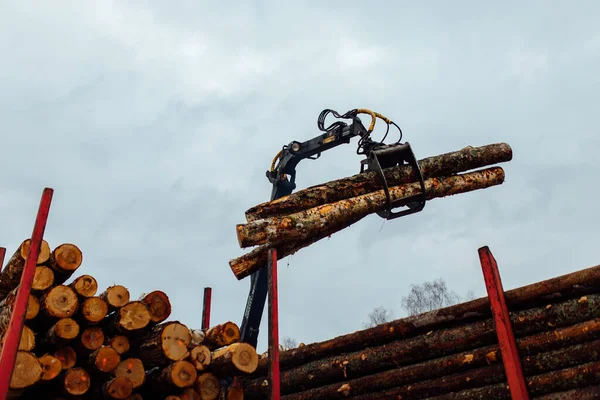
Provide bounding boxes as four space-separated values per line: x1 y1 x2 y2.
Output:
231 167 505 279
244 142 513 222
251 263 600 375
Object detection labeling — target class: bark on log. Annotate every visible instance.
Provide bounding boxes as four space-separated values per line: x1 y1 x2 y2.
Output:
39 354 63 381
211 343 258 376
179 387 202 400
61 367 91 396
253 264 600 374
0 239 51 298
535 385 600 400
32 265 55 292
44 317 80 347
204 321 240 350
89 345 121 373
101 285 131 310
247 294 600 394
259 317 600 399
0 287 40 328
137 321 192 367
53 346 77 370
69 274 98 298
236 167 505 250
151 360 197 390
47 243 83 285
114 358 146 389
423 360 600 400
109 335 131 355
139 290 171 324
245 143 513 222
9 351 43 390
0 325 35 352
187 345 211 371
194 372 220 400
101 376 134 399
78 296 109 325
40 285 79 319
231 167 505 279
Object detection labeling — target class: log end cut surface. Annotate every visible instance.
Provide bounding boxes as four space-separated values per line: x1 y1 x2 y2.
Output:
140 290 171 323
162 322 192 362
71 275 98 297
114 358 146 389
205 321 240 348
43 285 79 318
21 239 51 265
50 317 80 342
189 345 211 371
213 343 258 374
54 346 76 370
116 301 150 332
10 351 42 390
32 266 54 291
165 360 197 388
81 327 105 351
103 285 131 308
110 335 130 354
81 296 109 324
104 376 133 399
194 372 220 400
91 346 121 373
53 243 83 272
63 367 91 395
26 294 40 320
39 354 62 381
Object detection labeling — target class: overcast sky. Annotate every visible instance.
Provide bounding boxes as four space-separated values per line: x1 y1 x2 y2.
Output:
2 1 599 353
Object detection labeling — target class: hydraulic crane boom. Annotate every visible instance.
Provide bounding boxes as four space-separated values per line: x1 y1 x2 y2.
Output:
239 108 427 348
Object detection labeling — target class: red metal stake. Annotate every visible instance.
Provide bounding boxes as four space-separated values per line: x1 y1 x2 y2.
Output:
202 287 212 330
0 188 53 399
479 246 530 400
0 248 5 272
267 248 280 400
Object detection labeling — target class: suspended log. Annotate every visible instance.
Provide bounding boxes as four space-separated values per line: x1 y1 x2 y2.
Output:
231 167 505 279
39 354 63 381
139 290 171 324
249 317 600 399
32 266 55 292
252 264 600 374
101 285 131 310
247 294 600 394
187 345 211 371
194 372 220 400
69 274 98 298
245 143 513 222
53 346 77 370
114 358 146 390
47 243 83 285
210 343 259 376
9 351 43 390
89 345 121 373
78 296 109 325
0 239 51 298
137 321 192 367
203 321 241 350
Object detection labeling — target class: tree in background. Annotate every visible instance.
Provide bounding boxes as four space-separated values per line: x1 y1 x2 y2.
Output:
282 336 298 350
401 278 473 316
363 305 393 328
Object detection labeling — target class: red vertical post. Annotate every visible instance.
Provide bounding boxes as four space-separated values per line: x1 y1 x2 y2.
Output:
478 246 530 400
0 248 5 272
0 188 53 399
267 248 280 400
202 287 212 330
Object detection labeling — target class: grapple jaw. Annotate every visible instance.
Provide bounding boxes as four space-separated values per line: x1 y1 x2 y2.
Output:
360 141 426 220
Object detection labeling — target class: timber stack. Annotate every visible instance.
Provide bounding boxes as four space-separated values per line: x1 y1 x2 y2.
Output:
0 239 258 399
242 263 600 399
229 143 513 280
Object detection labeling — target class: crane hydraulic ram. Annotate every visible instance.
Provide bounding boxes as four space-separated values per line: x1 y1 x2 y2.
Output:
239 108 427 348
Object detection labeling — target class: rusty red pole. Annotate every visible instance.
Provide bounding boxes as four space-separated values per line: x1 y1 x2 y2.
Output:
479 246 530 400
202 287 212 330
267 248 280 400
0 188 53 399
0 248 5 272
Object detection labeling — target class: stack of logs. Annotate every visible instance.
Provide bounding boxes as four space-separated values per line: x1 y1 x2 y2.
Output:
0 239 259 399
243 263 600 399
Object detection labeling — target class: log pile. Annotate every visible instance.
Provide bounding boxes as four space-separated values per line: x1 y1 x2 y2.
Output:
0 240 259 399
242 263 600 399
229 143 513 280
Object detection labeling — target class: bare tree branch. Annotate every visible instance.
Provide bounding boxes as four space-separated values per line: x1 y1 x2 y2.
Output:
363 306 393 328
400 278 465 316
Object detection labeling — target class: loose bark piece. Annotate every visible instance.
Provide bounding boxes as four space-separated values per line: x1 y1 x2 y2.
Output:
44 318 80 347
53 346 77 369
113 301 151 333
194 372 220 400
114 358 146 389
211 343 258 376
139 290 171 323
102 376 134 399
253 264 600 374
79 296 109 325
188 345 211 371
0 239 51 298
39 354 63 381
231 167 505 279
190 329 205 346
62 367 91 396
0 287 40 329
137 321 191 367
9 351 43 390
248 294 600 394
69 274 98 298
110 335 131 355
236 167 505 249
78 326 105 352
155 360 197 390
48 243 83 285
269 317 600 400
204 321 240 349
89 345 121 373
41 285 79 319
32 265 55 292
245 143 513 222
101 285 131 309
